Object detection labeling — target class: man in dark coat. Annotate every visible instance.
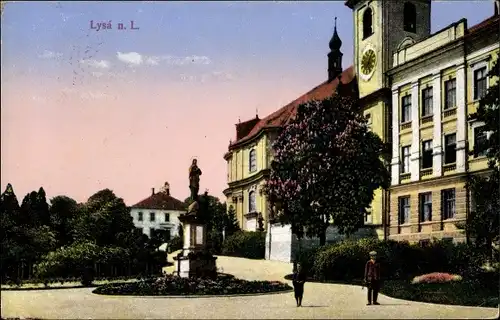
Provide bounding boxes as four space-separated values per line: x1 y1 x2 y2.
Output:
292 263 306 307
364 250 381 305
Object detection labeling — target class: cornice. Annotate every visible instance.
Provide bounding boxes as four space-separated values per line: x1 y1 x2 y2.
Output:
227 169 270 189
228 127 278 151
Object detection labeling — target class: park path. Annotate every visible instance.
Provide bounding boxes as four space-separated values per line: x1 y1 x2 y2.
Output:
1 253 498 319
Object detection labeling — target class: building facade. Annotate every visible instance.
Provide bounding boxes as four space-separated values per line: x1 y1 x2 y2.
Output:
224 0 499 252
387 15 499 243
223 21 363 233
130 182 187 238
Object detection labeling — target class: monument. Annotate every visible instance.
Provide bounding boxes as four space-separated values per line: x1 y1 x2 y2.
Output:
173 159 217 278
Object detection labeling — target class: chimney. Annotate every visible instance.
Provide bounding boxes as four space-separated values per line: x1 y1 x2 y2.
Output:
151 187 155 196
163 182 171 196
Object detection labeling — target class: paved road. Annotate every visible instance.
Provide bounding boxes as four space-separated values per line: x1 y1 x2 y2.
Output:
1 255 498 319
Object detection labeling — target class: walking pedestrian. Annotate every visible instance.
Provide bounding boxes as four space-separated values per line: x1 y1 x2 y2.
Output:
364 250 381 305
292 263 306 307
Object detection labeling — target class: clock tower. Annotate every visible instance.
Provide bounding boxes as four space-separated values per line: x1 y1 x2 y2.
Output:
345 0 431 98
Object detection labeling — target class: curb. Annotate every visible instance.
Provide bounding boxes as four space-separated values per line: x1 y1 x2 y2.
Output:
92 288 294 298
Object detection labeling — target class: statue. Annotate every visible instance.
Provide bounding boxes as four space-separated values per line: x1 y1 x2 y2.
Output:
189 159 202 201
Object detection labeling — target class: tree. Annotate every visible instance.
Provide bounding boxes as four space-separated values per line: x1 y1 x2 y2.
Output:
225 205 241 237
473 60 499 168
72 189 135 247
19 188 50 227
458 171 500 257
265 95 389 245
1 183 22 280
458 60 500 256
49 196 79 247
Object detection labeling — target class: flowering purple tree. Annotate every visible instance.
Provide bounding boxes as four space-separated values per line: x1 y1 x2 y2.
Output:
265 95 389 245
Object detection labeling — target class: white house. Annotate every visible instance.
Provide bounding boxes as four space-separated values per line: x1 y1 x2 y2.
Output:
130 182 187 239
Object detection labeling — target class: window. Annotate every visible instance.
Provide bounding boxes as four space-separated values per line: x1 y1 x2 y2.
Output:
138 212 143 221
421 87 433 117
419 192 432 222
249 191 256 213
473 126 488 157
398 196 410 224
164 213 170 222
444 79 456 110
150 212 155 222
403 2 417 33
444 134 456 164
401 146 411 173
149 228 154 237
364 209 372 223
363 7 373 39
441 189 456 220
422 140 433 169
249 149 257 172
473 67 487 100
401 95 412 123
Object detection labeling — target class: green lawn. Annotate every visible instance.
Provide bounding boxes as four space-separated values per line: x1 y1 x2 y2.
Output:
380 279 499 308
1 278 139 290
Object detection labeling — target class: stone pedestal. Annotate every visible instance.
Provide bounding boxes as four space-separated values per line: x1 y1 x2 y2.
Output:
173 214 217 278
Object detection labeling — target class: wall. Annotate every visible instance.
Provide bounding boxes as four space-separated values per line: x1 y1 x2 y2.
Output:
265 223 380 262
393 20 465 67
130 208 184 238
225 133 272 230
362 101 386 228
389 177 467 243
228 135 269 183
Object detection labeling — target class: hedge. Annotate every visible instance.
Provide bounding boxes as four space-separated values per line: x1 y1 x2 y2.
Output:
308 239 489 282
34 241 164 286
222 231 265 259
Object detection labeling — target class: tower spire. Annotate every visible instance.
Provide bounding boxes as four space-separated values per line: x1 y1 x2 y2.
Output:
328 17 343 82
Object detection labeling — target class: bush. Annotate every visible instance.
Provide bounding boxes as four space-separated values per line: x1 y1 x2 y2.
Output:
93 273 292 296
33 241 155 286
167 236 183 253
222 231 265 259
310 238 487 282
381 279 499 307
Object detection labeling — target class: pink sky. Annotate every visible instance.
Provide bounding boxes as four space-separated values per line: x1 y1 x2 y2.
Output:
1 69 320 205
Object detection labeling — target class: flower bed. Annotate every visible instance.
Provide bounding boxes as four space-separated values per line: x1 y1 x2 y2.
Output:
93 273 292 296
411 272 462 284
381 279 499 308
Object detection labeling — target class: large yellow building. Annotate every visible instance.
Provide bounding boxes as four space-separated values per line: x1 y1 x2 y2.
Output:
385 8 499 243
224 0 500 245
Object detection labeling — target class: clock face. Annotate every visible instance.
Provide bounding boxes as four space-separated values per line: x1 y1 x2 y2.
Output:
360 49 376 77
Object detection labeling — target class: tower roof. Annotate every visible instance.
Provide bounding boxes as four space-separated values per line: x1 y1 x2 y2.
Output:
329 17 342 51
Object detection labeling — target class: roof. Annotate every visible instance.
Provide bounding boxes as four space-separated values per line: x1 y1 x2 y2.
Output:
131 191 187 211
229 66 357 148
467 14 499 34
